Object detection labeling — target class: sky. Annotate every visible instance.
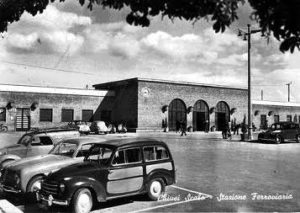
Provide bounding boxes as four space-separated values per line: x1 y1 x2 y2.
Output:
0 1 300 102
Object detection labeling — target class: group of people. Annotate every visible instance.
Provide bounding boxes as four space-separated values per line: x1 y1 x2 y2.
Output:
176 120 187 136
222 120 248 140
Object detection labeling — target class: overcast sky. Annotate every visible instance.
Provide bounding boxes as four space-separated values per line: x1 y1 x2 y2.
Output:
0 1 299 102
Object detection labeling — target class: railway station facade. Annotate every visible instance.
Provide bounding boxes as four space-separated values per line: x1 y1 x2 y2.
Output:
1 77 300 132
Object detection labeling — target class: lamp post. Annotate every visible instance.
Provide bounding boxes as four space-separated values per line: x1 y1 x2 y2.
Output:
238 24 261 140
286 82 292 102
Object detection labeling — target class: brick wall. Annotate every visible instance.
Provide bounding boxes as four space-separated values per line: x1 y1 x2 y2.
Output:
0 91 103 131
253 104 300 129
137 80 248 131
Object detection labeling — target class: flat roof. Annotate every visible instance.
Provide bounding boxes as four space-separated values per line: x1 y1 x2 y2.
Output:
93 77 247 91
0 84 114 97
253 100 300 107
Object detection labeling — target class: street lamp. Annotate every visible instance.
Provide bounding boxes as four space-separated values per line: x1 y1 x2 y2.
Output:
238 24 261 140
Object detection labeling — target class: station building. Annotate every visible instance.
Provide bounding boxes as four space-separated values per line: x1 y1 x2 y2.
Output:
1 77 300 132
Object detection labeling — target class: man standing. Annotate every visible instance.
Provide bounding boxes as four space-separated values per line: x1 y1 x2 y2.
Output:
180 120 187 136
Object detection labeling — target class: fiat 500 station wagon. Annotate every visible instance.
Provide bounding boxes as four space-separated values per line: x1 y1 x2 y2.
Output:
38 138 176 213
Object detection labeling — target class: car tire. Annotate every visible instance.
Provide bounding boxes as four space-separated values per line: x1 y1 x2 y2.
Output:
296 135 300 143
275 135 283 144
72 188 93 213
147 178 165 201
26 175 44 192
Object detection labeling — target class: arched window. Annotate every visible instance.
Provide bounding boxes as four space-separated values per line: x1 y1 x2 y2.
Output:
215 101 230 131
193 100 209 131
168 99 187 131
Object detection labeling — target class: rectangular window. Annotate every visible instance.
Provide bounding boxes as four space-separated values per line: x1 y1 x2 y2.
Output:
260 114 267 130
82 110 93 122
112 148 141 165
287 115 292 122
61 109 74 122
0 108 6 122
144 146 169 162
274 115 279 123
40 109 53 122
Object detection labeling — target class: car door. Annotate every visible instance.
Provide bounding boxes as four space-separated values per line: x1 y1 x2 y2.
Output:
26 135 54 157
107 147 144 195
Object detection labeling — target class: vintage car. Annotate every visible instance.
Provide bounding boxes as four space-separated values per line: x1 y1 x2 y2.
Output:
68 121 91 135
258 121 300 144
0 137 107 194
38 138 176 213
89 121 108 134
0 128 80 168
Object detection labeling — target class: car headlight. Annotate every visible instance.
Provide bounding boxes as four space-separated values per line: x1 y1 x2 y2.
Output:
59 183 66 193
14 174 20 186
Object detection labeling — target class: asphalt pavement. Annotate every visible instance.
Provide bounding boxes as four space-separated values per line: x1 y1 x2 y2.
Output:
0 131 299 212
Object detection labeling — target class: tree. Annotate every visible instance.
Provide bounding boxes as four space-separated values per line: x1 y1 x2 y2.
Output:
0 0 300 53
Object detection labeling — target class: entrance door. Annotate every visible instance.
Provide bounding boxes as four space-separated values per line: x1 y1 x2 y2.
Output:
193 100 209 132
196 112 206 131
215 101 230 131
217 113 226 131
16 108 30 131
168 99 187 131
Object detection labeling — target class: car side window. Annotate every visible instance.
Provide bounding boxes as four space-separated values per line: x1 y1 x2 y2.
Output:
76 144 93 157
143 146 169 162
31 136 53 146
112 148 141 165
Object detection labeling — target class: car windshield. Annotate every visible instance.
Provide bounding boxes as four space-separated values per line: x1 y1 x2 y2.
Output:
49 142 78 157
17 135 32 146
84 145 114 165
270 124 282 131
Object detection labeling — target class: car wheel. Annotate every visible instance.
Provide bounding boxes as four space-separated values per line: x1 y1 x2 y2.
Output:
26 175 44 192
296 135 300 143
72 188 93 213
275 135 283 144
147 178 165 201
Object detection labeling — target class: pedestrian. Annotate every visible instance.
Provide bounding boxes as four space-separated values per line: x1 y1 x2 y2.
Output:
180 120 187 136
204 120 209 133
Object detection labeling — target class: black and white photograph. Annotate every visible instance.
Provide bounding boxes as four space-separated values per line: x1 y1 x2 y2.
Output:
0 0 299 212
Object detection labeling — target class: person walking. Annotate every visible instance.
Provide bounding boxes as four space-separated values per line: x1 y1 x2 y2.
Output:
180 120 187 136
204 120 209 133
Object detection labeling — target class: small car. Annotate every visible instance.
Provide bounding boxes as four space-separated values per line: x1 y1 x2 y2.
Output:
38 138 176 213
0 137 107 194
258 121 300 144
0 128 80 168
68 120 91 135
89 121 108 134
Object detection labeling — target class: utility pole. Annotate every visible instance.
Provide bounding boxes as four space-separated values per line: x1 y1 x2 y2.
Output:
286 82 292 102
261 90 263 101
238 24 261 141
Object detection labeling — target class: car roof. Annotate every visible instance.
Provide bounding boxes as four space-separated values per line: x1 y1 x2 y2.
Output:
92 137 166 148
25 127 77 136
59 137 107 145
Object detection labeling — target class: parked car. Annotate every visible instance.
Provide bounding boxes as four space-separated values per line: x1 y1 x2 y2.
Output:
0 128 80 168
0 137 107 194
258 121 300 144
90 121 108 134
68 120 91 135
38 138 176 213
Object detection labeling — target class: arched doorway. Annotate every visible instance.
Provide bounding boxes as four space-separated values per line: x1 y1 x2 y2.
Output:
193 100 209 131
168 99 186 131
215 101 230 131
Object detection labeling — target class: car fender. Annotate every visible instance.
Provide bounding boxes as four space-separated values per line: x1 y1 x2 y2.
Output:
66 176 107 202
0 154 21 166
146 168 175 186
